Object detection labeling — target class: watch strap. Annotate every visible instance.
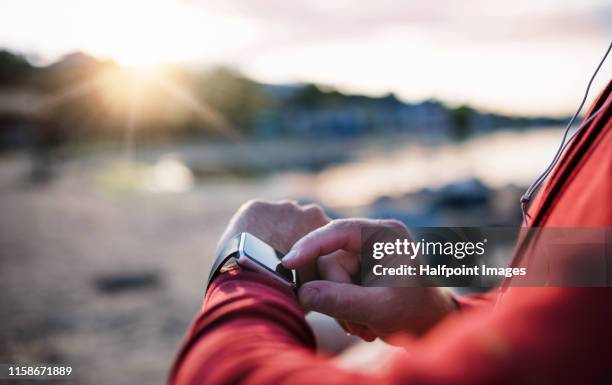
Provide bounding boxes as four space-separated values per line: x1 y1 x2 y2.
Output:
206 233 242 289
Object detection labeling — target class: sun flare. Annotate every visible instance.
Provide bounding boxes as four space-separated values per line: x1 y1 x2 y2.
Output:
111 51 171 68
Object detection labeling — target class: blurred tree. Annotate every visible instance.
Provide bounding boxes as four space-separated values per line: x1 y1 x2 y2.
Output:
288 84 346 108
38 52 112 91
449 105 474 140
194 67 269 133
0 49 34 86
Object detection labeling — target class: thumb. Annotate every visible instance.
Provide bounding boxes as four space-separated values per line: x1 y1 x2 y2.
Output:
298 281 375 325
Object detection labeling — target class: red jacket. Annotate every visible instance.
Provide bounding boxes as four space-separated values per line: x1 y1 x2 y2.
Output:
169 81 612 385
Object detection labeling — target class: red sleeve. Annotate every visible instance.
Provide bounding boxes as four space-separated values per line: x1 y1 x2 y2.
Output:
168 269 612 385
168 269 375 385
452 290 498 311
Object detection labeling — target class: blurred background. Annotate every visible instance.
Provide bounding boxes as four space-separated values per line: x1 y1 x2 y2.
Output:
0 0 610 384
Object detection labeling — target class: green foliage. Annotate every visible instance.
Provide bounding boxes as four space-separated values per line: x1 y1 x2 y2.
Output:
0 49 33 85
194 67 269 132
289 84 346 108
449 105 475 140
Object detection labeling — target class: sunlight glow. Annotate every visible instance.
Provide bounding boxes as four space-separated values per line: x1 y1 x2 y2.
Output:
0 0 608 114
82 0 256 66
95 64 238 137
88 0 202 66
0 0 258 67
29 61 237 140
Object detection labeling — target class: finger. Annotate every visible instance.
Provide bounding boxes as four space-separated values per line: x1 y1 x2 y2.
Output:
346 323 377 342
301 204 331 221
337 319 350 334
283 219 371 268
318 252 354 283
335 250 361 277
336 319 376 342
283 218 406 269
317 253 373 339
298 280 377 325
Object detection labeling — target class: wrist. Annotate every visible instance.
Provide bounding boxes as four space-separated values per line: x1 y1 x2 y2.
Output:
205 268 297 308
208 232 297 292
196 267 316 352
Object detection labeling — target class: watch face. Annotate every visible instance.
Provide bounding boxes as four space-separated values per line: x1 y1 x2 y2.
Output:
239 234 295 285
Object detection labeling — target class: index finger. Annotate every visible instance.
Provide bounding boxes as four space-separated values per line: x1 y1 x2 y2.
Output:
282 218 401 269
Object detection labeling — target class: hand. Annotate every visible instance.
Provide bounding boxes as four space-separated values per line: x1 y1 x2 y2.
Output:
282 218 457 341
217 199 330 280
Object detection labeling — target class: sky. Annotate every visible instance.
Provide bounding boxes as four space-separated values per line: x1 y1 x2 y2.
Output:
0 0 610 116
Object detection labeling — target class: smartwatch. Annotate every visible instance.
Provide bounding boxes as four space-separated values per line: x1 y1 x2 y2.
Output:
207 232 298 290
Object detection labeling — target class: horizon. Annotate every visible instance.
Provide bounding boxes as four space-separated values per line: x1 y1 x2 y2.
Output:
1 0 610 116
1 48 575 120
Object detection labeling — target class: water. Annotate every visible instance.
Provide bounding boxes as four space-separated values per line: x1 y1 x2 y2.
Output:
312 128 564 207
91 126 565 210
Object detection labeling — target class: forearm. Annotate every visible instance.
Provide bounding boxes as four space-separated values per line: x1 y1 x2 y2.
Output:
169 269 374 385
169 270 612 385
